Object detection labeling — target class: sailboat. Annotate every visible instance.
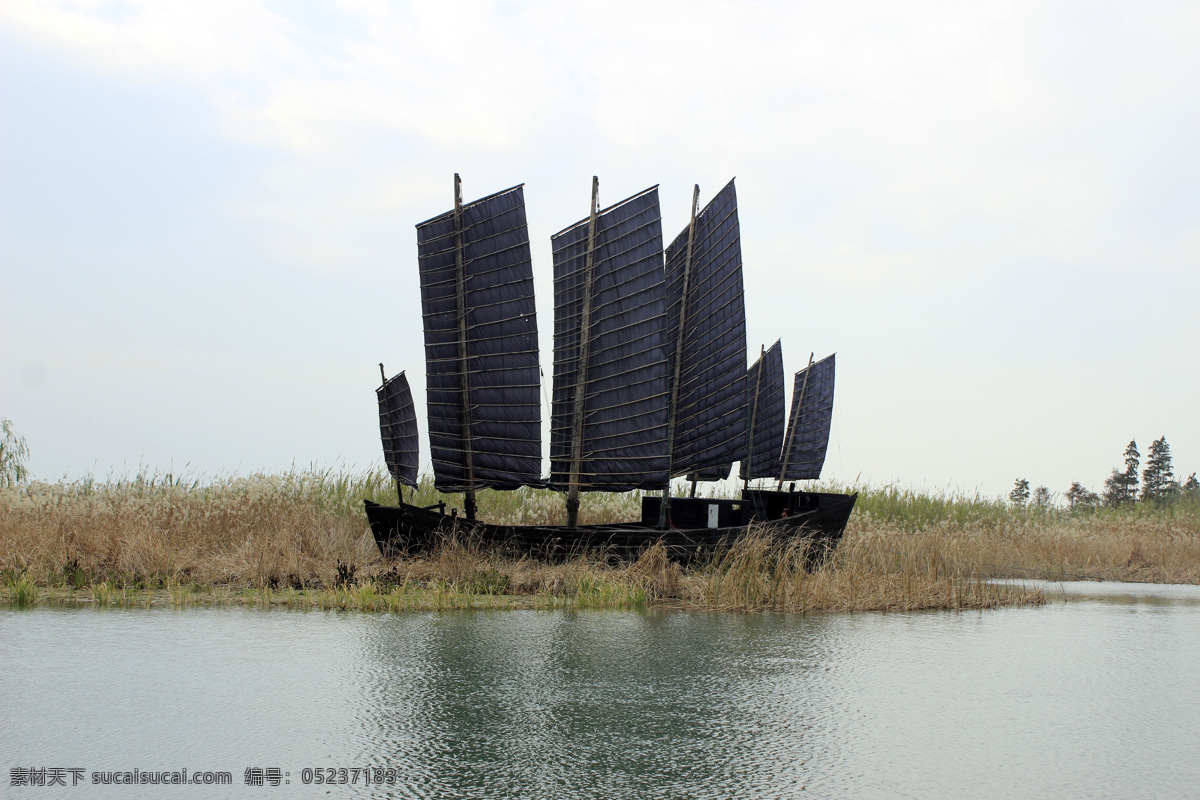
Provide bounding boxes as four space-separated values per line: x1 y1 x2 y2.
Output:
364 175 856 564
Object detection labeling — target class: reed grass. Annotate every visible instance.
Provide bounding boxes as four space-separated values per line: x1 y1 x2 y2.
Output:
2 470 1198 613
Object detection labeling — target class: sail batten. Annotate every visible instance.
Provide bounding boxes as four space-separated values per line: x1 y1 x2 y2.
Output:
665 179 748 479
781 354 836 481
417 184 541 492
550 186 669 492
740 340 786 481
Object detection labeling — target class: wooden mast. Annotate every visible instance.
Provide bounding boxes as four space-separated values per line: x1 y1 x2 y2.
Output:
567 176 600 530
743 344 766 495
453 173 477 521
660 183 701 526
778 352 814 490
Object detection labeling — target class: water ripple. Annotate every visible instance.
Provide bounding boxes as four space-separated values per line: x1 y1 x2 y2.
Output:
2 603 1199 799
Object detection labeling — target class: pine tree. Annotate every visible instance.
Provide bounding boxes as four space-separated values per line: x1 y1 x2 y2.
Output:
1066 481 1100 509
1009 478 1030 506
1103 440 1139 506
1183 473 1199 500
1102 470 1124 506
1123 439 1140 487
1141 436 1175 502
1032 486 1052 508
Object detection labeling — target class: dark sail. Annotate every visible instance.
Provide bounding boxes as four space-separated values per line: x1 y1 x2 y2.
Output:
687 464 733 482
550 186 669 491
416 184 541 492
377 370 419 488
780 354 836 481
739 340 785 481
665 179 747 479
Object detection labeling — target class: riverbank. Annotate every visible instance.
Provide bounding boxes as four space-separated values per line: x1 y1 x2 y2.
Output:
3 470 1198 612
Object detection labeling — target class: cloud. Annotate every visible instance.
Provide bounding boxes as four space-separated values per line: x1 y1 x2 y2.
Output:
4 1 1197 284
4 0 1199 493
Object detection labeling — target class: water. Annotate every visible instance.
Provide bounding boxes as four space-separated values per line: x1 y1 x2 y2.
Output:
3 585 1199 799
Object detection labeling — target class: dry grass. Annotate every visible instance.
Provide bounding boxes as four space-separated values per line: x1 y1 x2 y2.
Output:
846 484 1200 585
0 471 373 591
2 471 1198 613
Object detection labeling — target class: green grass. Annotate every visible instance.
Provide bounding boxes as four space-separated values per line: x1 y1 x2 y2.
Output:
6 572 37 607
824 480 1200 531
2 576 648 613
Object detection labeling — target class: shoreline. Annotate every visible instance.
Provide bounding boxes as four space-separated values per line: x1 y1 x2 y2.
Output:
3 576 1046 614
3 471 1197 614
14 573 1200 614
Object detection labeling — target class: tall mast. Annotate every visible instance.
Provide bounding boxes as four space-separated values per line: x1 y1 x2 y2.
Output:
660 183 701 525
452 173 477 520
743 344 766 494
778 352 814 490
567 176 600 530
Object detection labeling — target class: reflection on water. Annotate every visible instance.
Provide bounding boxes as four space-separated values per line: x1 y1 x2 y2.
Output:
2 587 1199 799
351 612 845 798
1002 578 1200 605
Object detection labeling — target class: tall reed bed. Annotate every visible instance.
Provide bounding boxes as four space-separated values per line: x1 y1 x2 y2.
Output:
836 482 1200 584
2 470 1197 612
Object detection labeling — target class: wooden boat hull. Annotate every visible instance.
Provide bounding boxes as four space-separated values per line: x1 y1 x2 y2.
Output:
364 491 856 567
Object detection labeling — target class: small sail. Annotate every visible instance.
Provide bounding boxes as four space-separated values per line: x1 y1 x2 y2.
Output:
780 354 836 481
378 370 419 488
664 179 748 479
550 186 669 491
416 184 541 492
688 464 733 482
739 340 785 481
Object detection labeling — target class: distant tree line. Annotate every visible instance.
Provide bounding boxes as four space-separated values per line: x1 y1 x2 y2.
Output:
1011 437 1199 509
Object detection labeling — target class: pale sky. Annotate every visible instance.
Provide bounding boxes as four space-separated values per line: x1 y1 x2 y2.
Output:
1 0 1197 498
